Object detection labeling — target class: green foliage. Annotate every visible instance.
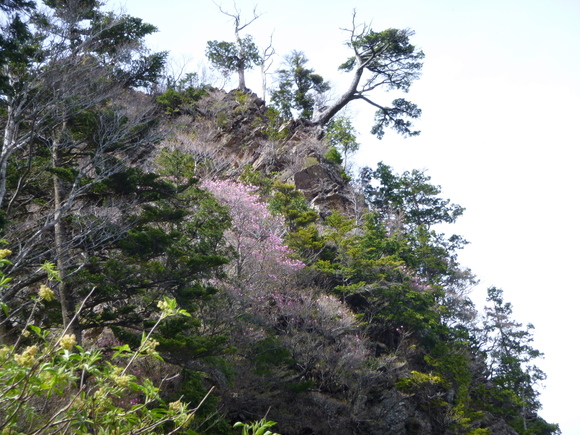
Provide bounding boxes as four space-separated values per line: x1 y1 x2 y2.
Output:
0 0 173 347
0 329 197 434
46 3 166 89
339 168 352 182
0 4 36 96
341 27 423 137
467 430 491 435
168 369 233 434
314 23 423 137
94 13 157 55
206 37 261 72
233 418 280 435
396 370 444 392
41 260 61 282
233 89 250 105
262 107 289 140
305 191 468 363
396 370 448 415
239 165 275 194
285 225 327 264
65 169 233 368
156 75 210 116
0 5 559 432
271 51 330 120
511 417 561 435
154 148 197 179
309 211 445 352
325 117 359 167
362 162 465 228
206 35 261 86
324 146 343 165
482 287 553 433
268 182 318 231
0 256 198 433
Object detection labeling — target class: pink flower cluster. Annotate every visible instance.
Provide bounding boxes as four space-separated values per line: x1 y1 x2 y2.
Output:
203 180 370 378
203 179 305 283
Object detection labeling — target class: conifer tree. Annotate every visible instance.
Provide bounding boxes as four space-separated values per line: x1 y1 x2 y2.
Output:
0 0 166 342
483 287 553 433
271 51 330 120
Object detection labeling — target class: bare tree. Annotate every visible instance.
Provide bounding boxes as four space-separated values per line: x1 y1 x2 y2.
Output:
260 33 275 101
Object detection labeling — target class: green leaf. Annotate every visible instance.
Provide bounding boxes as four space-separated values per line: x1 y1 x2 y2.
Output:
41 261 61 281
177 308 191 317
29 325 43 337
111 344 131 359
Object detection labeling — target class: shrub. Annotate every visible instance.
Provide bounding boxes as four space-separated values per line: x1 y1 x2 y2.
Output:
0 253 202 434
324 146 343 165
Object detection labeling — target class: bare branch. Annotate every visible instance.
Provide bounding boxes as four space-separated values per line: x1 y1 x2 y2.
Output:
213 1 263 34
260 32 276 101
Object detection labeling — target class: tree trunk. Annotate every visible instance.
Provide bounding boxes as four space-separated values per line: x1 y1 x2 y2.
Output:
237 61 246 91
314 63 365 127
0 104 18 209
52 135 82 346
261 62 267 102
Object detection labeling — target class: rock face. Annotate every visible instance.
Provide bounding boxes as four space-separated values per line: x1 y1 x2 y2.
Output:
293 163 354 218
484 417 520 435
351 388 431 435
176 89 360 219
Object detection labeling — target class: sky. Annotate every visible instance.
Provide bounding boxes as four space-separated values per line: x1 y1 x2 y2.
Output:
114 0 580 432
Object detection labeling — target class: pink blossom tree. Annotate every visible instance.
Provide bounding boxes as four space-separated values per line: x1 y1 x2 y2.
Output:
203 179 304 288
203 179 369 393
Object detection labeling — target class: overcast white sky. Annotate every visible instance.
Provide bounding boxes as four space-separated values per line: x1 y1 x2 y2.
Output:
115 0 580 432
